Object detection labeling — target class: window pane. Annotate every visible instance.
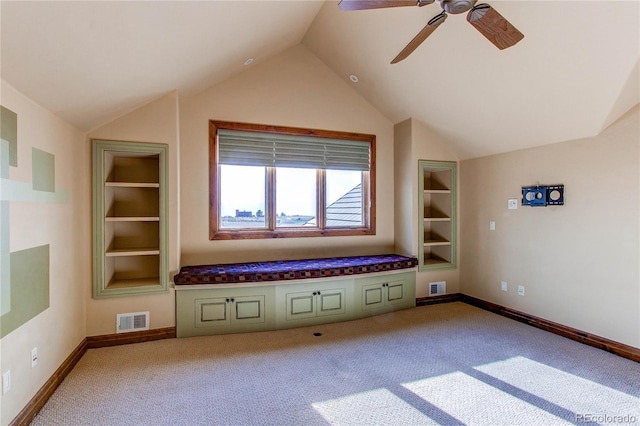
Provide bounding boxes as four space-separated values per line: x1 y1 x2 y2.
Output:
210 120 376 239
275 167 316 228
326 170 363 227
220 165 266 229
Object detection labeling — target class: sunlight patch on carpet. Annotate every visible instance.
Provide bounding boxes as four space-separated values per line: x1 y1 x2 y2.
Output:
312 388 439 425
403 371 570 425
475 356 640 420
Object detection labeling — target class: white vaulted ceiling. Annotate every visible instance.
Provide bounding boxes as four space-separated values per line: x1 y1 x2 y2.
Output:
1 1 638 159
0 0 325 131
303 0 639 158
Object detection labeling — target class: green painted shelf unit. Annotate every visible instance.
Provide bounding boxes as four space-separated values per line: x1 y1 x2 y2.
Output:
418 160 457 270
92 140 169 298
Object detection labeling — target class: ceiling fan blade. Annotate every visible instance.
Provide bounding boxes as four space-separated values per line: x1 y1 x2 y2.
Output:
391 12 447 64
467 3 524 50
338 0 418 11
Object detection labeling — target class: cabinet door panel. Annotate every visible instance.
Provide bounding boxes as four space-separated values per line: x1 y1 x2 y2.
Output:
387 282 405 303
386 275 416 308
358 272 416 313
196 298 228 328
287 292 316 320
177 287 275 337
234 296 265 324
362 284 384 310
318 290 346 317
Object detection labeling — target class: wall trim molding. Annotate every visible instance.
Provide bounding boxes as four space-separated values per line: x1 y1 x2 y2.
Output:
86 326 176 349
10 338 88 426
418 293 639 362
9 327 176 426
416 293 462 306
460 294 640 362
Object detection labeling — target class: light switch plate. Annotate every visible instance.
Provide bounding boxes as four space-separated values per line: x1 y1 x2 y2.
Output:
2 371 10 394
508 199 518 209
489 221 496 231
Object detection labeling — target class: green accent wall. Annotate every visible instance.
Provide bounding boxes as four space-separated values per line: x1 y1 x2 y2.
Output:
32 148 55 192
0 245 50 338
1 139 10 315
0 105 17 167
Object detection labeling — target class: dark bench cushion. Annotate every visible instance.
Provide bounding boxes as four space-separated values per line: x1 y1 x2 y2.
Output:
174 254 418 285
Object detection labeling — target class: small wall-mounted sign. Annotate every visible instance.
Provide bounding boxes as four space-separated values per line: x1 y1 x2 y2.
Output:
521 185 564 207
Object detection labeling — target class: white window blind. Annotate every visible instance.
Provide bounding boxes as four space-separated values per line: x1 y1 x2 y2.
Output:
217 129 370 171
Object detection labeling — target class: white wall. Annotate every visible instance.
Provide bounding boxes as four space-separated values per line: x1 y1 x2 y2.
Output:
86 91 180 336
179 45 396 265
394 118 460 297
459 105 640 347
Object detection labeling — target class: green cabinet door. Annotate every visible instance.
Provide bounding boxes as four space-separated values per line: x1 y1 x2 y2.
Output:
356 271 416 315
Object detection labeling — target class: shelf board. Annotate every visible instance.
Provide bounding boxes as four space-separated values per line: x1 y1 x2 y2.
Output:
423 257 451 266
424 189 451 194
424 217 451 222
106 277 161 289
106 248 160 257
424 239 451 247
105 182 160 188
105 216 160 222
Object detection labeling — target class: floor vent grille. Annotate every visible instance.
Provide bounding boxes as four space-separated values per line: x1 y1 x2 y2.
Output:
116 311 149 333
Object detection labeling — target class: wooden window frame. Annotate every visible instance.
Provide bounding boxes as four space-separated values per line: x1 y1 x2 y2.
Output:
209 120 376 240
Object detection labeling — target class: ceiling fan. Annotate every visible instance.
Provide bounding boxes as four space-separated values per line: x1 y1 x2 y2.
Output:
338 0 524 64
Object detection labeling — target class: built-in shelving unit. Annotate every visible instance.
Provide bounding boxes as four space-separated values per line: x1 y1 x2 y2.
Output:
418 160 457 270
93 140 169 298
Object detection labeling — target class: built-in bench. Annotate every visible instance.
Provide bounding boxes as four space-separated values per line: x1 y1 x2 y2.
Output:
173 254 418 286
174 254 418 337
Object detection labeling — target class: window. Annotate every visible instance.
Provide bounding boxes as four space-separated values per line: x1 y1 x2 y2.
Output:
209 121 376 240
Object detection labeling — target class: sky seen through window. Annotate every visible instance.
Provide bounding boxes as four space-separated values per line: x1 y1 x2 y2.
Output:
220 165 361 218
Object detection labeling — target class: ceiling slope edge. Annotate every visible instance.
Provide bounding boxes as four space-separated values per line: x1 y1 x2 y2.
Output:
600 59 640 134
87 90 179 136
405 116 462 161
599 103 639 135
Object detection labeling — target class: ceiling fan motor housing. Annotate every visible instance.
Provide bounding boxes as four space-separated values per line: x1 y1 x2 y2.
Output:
440 0 478 14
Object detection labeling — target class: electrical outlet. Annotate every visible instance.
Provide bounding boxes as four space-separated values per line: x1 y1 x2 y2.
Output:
31 347 38 368
501 281 508 292
518 285 525 296
2 370 10 394
489 221 496 231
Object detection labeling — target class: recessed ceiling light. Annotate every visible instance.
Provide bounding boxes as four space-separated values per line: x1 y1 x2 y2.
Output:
349 74 359 83
244 58 254 66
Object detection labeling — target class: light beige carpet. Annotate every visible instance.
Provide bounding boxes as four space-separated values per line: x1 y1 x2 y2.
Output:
31 303 640 425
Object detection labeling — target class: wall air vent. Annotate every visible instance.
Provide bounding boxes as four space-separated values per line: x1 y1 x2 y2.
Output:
429 281 446 296
116 311 149 333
